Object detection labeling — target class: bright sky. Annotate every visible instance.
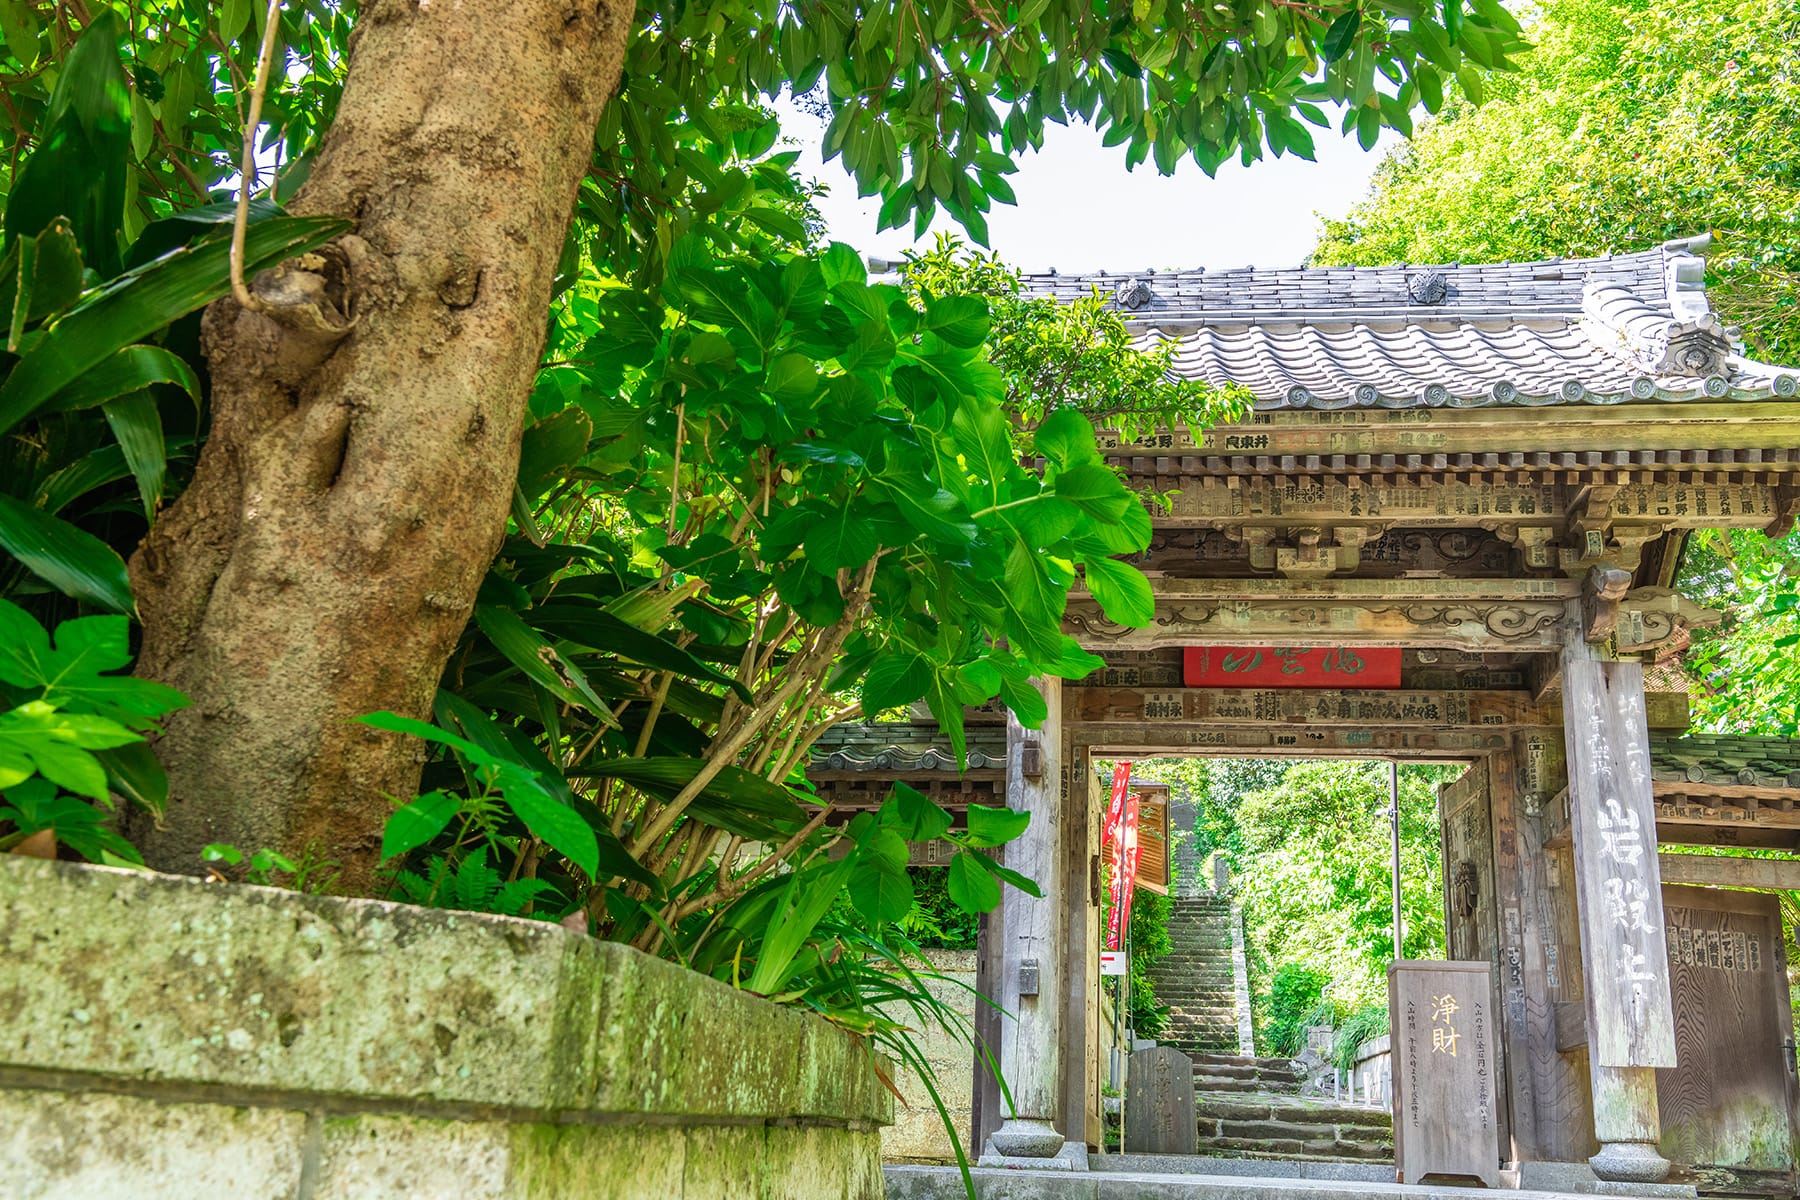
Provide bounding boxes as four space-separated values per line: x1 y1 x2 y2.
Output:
775 98 1399 274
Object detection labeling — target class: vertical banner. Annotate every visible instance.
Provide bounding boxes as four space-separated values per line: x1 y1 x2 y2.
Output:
1107 793 1143 951
1103 762 1132 949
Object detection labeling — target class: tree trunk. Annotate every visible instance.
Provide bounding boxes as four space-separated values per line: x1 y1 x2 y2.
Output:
130 0 629 889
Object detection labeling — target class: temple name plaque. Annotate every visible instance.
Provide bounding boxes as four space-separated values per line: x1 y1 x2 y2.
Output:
1389 960 1500 1187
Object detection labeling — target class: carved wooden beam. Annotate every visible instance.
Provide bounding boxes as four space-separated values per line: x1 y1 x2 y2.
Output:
1613 588 1721 654
1067 685 1557 728
1070 722 1514 757
1064 596 1568 652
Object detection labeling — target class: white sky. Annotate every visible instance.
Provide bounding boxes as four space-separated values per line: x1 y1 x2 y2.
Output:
775 98 1399 274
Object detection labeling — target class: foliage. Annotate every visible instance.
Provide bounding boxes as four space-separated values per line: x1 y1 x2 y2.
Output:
0 15 345 623
1261 962 1331 1057
1331 1001 1391 1072
0 598 186 862
1126 886 1173 1038
898 234 1248 443
1682 527 1800 736
899 866 980 950
1312 0 1800 359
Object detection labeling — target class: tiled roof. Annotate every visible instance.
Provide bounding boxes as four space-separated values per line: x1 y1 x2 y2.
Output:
1648 733 1800 790
1020 237 1800 411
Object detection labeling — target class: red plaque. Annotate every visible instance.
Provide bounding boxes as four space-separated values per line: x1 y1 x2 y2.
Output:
1182 646 1402 689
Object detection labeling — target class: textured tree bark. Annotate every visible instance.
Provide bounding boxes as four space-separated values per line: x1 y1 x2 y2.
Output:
130 0 629 888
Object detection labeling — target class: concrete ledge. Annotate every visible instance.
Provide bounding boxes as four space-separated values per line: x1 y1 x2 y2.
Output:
0 858 890 1198
886 1164 1693 1200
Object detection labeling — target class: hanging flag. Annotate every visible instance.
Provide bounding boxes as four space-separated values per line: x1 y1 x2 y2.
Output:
1102 761 1131 851
1107 791 1144 951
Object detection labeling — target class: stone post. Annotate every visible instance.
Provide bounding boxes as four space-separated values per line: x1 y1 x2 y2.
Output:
1561 613 1677 1183
991 676 1067 1158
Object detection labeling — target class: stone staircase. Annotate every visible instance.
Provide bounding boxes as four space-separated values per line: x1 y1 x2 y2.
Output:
1150 893 1244 1057
1192 1052 1393 1163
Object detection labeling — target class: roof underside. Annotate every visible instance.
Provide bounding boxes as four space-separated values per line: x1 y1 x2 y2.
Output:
1021 239 1800 412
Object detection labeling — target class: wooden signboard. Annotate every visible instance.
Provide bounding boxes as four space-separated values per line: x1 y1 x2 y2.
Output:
1183 646 1402 689
1657 886 1800 1196
1389 960 1501 1187
1134 785 1170 894
1125 1046 1197 1155
1561 653 1678 1068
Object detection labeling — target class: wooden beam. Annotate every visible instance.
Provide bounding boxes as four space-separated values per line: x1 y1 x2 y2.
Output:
1073 722 1512 758
1656 852 1800 891
1098 403 1800 457
1128 577 1582 601
1553 1000 1587 1054
1068 685 1556 728
1064 597 1567 652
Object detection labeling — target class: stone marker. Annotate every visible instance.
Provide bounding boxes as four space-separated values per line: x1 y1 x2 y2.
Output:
1389 960 1500 1186
1125 1046 1197 1155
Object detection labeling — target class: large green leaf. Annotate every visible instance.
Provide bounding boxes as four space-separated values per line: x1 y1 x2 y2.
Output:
565 755 806 838
0 699 141 800
380 790 461 863
4 12 130 276
473 604 616 721
1083 555 1155 628
847 828 914 923
0 600 187 725
526 603 749 700
0 493 134 614
946 849 1001 912
3 219 85 348
964 802 1030 848
503 784 600 880
0 214 348 436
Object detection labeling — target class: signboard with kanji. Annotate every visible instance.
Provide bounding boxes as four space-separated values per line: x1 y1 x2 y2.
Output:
1183 646 1403 689
1389 960 1500 1187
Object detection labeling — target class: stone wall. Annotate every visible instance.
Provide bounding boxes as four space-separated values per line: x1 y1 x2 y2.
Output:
880 948 979 1163
0 858 890 1199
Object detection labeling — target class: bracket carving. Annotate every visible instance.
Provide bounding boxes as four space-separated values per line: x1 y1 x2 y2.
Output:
1228 524 1386 578
1614 588 1722 656
1581 566 1633 643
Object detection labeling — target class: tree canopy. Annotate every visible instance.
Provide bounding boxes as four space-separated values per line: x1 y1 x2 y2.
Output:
1312 0 1800 360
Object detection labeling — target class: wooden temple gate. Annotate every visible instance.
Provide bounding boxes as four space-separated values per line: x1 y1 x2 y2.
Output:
809 239 1800 1190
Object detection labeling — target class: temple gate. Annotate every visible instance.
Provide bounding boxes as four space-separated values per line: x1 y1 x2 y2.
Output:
811 237 1800 1191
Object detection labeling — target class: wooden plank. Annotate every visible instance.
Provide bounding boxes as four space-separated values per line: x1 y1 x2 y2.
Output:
1126 577 1581 602
1657 853 1800 891
1657 886 1800 1195
1072 723 1513 757
1553 1000 1587 1053
1067 685 1685 732
1656 781 1800 804
1134 785 1170 893
1064 597 1567 653
1059 736 1102 1149
1070 686 1555 728
1561 643 1679 1069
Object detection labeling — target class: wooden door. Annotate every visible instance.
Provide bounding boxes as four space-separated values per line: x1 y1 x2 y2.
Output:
1657 885 1800 1196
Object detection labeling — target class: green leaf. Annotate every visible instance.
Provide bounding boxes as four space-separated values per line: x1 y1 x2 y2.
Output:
0 600 187 726
516 406 592 497
1321 8 1362 61
563 756 806 838
39 343 202 416
964 802 1030 848
848 828 914 923
981 856 1044 898
861 651 933 714
473 604 616 721
745 854 857 994
947 849 1002 912
804 505 879 571
101 390 166 517
4 12 131 276
923 294 991 348
0 493 134 614
1083 555 1156 627
0 700 141 800
381 790 460 862
881 780 953 842
1034 408 1098 469
1053 462 1132 521
503 784 600 880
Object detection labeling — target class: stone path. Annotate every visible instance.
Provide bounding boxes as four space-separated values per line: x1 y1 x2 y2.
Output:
1151 894 1246 1058
1190 1053 1393 1164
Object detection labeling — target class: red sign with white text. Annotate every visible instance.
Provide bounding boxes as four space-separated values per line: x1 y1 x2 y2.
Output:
1183 646 1402 689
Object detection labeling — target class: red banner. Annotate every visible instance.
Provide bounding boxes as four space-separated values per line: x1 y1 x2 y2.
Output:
1183 646 1402 689
1102 761 1131 851
1106 795 1142 951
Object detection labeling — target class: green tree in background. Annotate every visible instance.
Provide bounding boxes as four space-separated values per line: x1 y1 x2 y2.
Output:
1313 0 1800 360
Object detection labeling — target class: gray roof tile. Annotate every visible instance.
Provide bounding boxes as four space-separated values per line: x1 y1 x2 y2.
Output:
1022 238 1800 410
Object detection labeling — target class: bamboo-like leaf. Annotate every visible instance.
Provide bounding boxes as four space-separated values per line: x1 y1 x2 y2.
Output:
41 344 200 415
100 390 165 517
473 603 617 722
0 214 348 436
0 493 133 613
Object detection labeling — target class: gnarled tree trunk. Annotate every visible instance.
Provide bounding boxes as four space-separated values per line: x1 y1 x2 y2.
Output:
130 0 628 888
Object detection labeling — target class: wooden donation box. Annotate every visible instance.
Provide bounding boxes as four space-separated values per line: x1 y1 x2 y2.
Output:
1389 960 1500 1186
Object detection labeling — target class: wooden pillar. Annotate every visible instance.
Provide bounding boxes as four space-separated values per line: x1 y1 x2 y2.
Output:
991 676 1068 1158
1561 622 1678 1182
1489 734 1596 1166
1059 736 1102 1148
